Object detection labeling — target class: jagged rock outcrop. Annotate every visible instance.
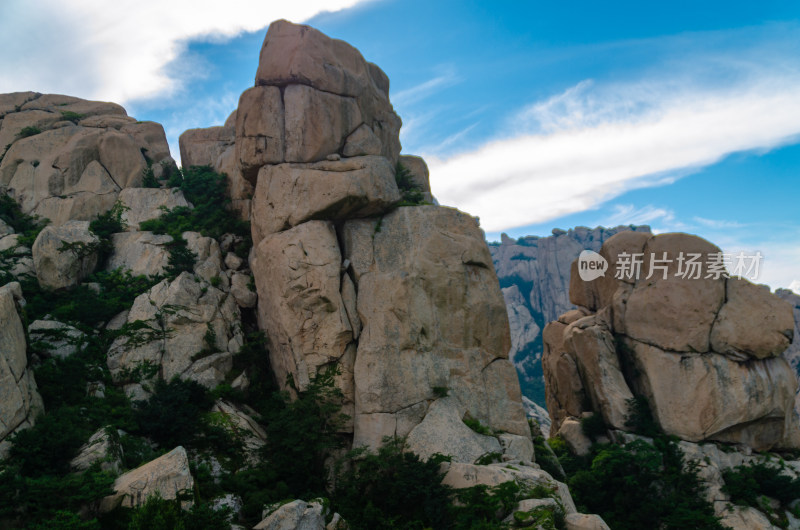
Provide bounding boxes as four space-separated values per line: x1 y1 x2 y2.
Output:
221 20 530 462
100 446 194 512
107 271 243 389
0 282 44 458
489 226 651 408
777 288 800 372
0 92 175 225
70 427 123 473
543 231 797 451
31 220 99 289
254 499 347 530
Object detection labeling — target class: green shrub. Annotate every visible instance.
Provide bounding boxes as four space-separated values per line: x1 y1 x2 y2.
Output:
334 437 453 529
566 439 723 529
163 235 196 279
722 460 800 526
533 436 566 481
394 162 425 206
141 167 160 188
59 111 84 124
581 413 607 441
463 416 491 435
133 378 215 449
17 125 42 138
624 396 661 437
0 194 48 247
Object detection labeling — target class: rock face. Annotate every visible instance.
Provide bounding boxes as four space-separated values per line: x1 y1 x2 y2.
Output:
542 232 797 451
107 271 243 388
0 282 44 458
489 225 651 408
777 288 800 372
235 20 528 458
31 220 99 289
0 92 175 225
100 446 194 512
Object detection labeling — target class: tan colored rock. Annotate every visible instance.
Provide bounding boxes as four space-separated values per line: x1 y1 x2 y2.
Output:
345 206 527 437
32 220 99 289
403 397 502 464
107 273 241 383
717 505 775 530
179 125 235 167
565 513 611 530
0 285 44 449
556 417 593 456
118 188 191 230
622 337 797 450
120 121 172 165
211 400 266 460
254 499 327 530
70 427 122 473
542 320 587 432
441 461 577 515
100 446 194 512
343 123 382 157
563 315 633 429
250 155 399 243
181 352 233 389
106 231 172 276
398 155 431 192
0 92 39 117
235 86 284 183
623 234 725 352
711 278 794 359
498 432 535 462
254 20 401 164
284 84 361 162
28 319 85 358
252 221 352 392
230 272 257 308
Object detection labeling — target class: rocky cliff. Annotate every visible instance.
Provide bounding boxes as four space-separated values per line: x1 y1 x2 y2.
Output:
0 19 606 529
489 225 651 407
543 230 799 528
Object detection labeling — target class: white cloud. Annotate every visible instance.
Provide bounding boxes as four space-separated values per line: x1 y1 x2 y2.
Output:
426 50 800 233
601 204 678 229
0 0 368 104
391 67 460 107
693 216 745 229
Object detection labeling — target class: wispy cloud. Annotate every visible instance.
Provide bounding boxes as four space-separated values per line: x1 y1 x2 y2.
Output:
426 28 800 233
0 0 368 104
391 67 460 107
692 216 745 229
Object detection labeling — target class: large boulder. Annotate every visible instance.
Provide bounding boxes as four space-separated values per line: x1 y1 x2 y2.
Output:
250 155 399 243
32 220 99 289
117 187 191 230
543 232 798 451
105 231 172 276
0 283 44 457
100 446 194 512
0 93 173 225
106 272 242 387
253 499 327 530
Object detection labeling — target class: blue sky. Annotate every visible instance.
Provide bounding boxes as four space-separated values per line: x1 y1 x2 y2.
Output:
1 0 798 292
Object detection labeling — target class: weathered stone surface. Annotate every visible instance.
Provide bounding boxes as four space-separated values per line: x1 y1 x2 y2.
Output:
717 505 775 530
252 221 352 392
564 513 612 530
398 154 431 192
441 461 577 515
556 417 592 457
344 206 527 438
254 499 326 530
623 234 725 352
254 20 401 164
0 95 170 226
711 278 794 359
404 397 502 464
100 446 194 512
180 126 234 167
542 320 587 433
498 432 535 462
32 220 99 289
211 400 266 460
107 272 242 383
28 319 85 358
251 155 399 243
181 352 233 389
284 84 361 162
777 289 800 372
503 284 541 368
0 284 44 452
621 337 797 450
230 272 257 308
235 86 284 183
70 427 122 473
343 123 382 157
118 187 191 230
563 315 632 430
106 231 172 276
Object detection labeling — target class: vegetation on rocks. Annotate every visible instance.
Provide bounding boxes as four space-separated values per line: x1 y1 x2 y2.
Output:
722 461 800 527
